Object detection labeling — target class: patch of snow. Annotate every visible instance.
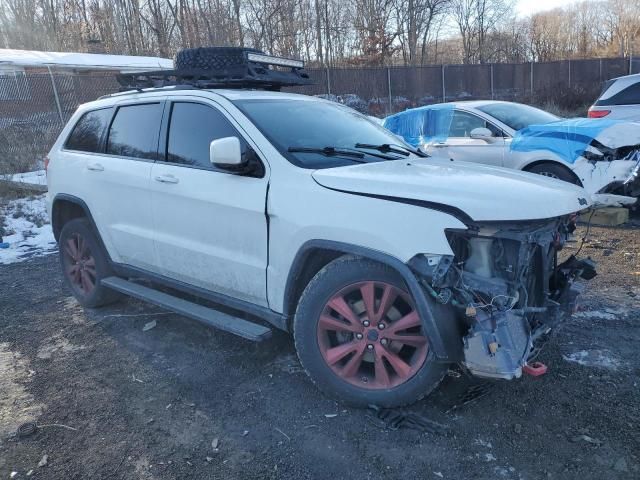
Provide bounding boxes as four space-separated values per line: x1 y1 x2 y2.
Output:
1 169 47 186
0 194 57 264
562 349 622 370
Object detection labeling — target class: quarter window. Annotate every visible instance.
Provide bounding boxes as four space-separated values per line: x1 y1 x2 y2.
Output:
106 103 162 159
165 102 252 169
602 81 640 106
65 108 112 153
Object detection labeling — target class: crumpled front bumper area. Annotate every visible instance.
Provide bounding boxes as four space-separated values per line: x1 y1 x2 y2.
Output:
577 155 640 207
410 218 596 380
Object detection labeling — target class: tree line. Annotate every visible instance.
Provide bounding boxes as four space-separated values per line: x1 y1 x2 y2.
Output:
0 0 638 67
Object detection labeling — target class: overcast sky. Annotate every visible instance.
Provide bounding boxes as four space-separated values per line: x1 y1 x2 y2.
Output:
517 0 583 17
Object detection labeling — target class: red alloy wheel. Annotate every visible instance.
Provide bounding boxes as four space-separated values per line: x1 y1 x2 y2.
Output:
316 281 429 389
62 233 97 295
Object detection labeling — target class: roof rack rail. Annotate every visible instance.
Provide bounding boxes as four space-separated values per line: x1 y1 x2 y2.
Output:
116 48 312 92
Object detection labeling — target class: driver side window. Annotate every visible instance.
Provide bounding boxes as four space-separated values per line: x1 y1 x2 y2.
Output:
448 111 504 138
164 102 260 171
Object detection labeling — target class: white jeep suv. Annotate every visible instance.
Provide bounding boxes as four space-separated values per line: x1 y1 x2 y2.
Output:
47 49 596 407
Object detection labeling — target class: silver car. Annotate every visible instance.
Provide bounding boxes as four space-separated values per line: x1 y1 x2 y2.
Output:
384 100 640 205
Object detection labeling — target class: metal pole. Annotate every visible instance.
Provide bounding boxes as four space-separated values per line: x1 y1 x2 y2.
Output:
387 67 392 115
441 64 446 102
568 59 571 89
599 58 602 84
326 66 331 95
490 64 494 100
631 47 634 74
47 66 64 123
530 61 534 98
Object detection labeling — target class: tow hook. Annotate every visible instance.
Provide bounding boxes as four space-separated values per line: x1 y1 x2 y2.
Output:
523 362 548 377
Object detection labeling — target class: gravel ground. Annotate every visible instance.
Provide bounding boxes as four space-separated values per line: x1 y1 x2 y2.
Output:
0 222 638 480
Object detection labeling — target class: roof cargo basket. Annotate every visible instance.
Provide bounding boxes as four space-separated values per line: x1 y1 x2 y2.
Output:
116 47 312 92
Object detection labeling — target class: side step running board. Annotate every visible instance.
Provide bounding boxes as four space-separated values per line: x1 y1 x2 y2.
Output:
101 276 272 342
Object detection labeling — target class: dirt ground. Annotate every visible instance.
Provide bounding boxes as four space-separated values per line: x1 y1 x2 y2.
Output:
0 221 638 480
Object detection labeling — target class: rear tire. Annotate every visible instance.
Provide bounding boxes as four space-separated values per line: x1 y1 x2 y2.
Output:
293 256 446 408
59 218 121 308
527 163 580 185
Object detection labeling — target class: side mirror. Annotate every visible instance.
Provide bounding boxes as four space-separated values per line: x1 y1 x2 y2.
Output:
470 127 494 142
210 137 243 167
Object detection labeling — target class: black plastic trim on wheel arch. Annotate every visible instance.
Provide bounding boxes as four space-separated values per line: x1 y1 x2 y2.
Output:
283 240 450 361
52 194 111 258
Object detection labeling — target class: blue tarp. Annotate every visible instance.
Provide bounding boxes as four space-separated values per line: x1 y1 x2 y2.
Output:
383 104 454 147
510 118 620 164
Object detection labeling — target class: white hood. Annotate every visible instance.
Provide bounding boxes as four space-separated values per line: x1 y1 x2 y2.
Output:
312 158 591 222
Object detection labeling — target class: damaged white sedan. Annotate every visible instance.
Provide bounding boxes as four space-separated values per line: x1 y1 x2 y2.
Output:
384 101 640 207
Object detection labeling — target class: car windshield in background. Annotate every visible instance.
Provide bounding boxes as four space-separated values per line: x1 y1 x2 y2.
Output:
476 103 559 131
234 99 414 168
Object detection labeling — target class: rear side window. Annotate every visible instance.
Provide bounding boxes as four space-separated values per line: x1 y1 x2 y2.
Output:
107 103 162 159
165 102 252 169
598 81 640 106
65 108 112 152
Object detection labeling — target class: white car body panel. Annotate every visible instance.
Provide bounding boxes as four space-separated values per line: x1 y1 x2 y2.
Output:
312 158 589 222
48 90 592 315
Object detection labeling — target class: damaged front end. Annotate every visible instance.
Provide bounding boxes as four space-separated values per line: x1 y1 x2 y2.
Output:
410 217 596 380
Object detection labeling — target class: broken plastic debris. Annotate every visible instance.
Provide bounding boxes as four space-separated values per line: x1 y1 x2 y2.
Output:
211 438 219 450
38 455 48 467
142 320 157 331
570 434 603 445
324 414 338 418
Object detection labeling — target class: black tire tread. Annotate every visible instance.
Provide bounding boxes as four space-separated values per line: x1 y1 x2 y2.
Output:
175 47 262 71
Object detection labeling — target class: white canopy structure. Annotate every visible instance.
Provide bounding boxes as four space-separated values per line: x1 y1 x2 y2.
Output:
0 48 173 73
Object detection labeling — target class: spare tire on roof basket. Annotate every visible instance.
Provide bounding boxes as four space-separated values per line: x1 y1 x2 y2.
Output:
175 47 264 71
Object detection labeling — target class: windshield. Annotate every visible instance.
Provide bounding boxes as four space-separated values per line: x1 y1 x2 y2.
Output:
234 99 415 168
476 103 559 131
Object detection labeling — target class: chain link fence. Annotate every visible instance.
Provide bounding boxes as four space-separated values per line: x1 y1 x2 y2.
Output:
0 57 634 175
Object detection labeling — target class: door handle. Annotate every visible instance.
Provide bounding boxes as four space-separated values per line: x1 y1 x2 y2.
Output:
155 174 179 184
87 162 104 171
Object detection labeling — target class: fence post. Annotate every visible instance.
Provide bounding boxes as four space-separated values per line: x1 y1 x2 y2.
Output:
530 62 534 98
326 66 331 95
441 64 446 102
599 58 602 84
490 64 494 100
47 66 64 123
387 67 392 115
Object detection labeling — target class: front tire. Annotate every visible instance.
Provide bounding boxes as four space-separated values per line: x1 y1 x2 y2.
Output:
59 218 121 308
293 256 446 407
527 162 580 185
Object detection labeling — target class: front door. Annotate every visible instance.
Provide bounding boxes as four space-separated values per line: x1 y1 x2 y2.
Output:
431 110 505 167
150 99 269 306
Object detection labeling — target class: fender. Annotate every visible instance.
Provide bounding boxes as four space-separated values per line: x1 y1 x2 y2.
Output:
283 239 453 361
51 194 105 248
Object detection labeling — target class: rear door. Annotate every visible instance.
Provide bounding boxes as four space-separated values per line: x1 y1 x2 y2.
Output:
433 110 506 167
150 98 269 306
86 101 163 271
